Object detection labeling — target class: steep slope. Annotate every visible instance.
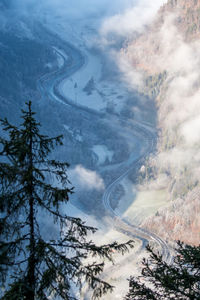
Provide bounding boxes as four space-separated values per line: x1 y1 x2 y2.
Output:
123 0 200 75
122 0 200 245
161 0 200 41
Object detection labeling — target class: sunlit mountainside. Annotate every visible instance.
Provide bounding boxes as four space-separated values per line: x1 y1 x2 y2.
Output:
161 0 200 41
121 0 200 245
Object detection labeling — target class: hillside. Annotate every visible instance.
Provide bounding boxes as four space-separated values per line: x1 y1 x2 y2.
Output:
122 0 200 245
123 0 200 75
161 0 200 41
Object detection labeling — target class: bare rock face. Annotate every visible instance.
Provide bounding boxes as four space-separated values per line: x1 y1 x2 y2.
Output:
122 0 200 245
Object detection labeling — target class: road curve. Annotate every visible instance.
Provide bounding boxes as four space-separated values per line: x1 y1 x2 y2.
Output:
37 39 172 262
102 126 171 261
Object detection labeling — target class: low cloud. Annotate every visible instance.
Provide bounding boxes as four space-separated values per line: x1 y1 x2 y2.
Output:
69 165 104 191
100 0 167 44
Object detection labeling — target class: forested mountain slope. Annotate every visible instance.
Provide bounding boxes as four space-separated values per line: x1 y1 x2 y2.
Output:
122 0 200 245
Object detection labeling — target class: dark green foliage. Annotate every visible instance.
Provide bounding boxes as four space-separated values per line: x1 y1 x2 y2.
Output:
125 242 200 300
0 102 134 299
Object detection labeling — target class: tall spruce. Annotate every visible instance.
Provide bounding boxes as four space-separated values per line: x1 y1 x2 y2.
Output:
0 102 133 300
125 242 200 300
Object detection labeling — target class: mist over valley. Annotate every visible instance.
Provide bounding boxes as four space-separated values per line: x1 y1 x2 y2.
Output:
1 0 200 298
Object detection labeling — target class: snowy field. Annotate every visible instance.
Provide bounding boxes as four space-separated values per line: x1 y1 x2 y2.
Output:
116 184 168 225
44 14 132 113
58 46 130 112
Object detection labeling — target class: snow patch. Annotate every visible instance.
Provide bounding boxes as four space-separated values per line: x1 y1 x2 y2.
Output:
92 145 113 165
63 125 83 142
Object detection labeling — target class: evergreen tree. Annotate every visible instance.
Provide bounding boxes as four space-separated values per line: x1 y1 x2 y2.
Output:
0 102 133 300
125 242 200 300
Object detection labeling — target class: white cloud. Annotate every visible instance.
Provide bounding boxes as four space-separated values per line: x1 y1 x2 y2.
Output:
69 165 104 191
100 0 167 41
181 116 200 145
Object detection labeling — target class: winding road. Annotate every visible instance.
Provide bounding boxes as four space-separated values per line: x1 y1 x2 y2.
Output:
37 37 172 262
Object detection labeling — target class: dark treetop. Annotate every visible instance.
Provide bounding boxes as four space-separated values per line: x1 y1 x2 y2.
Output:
0 102 133 300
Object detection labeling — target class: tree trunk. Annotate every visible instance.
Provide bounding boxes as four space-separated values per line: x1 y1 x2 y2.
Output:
25 105 35 300
25 193 35 300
